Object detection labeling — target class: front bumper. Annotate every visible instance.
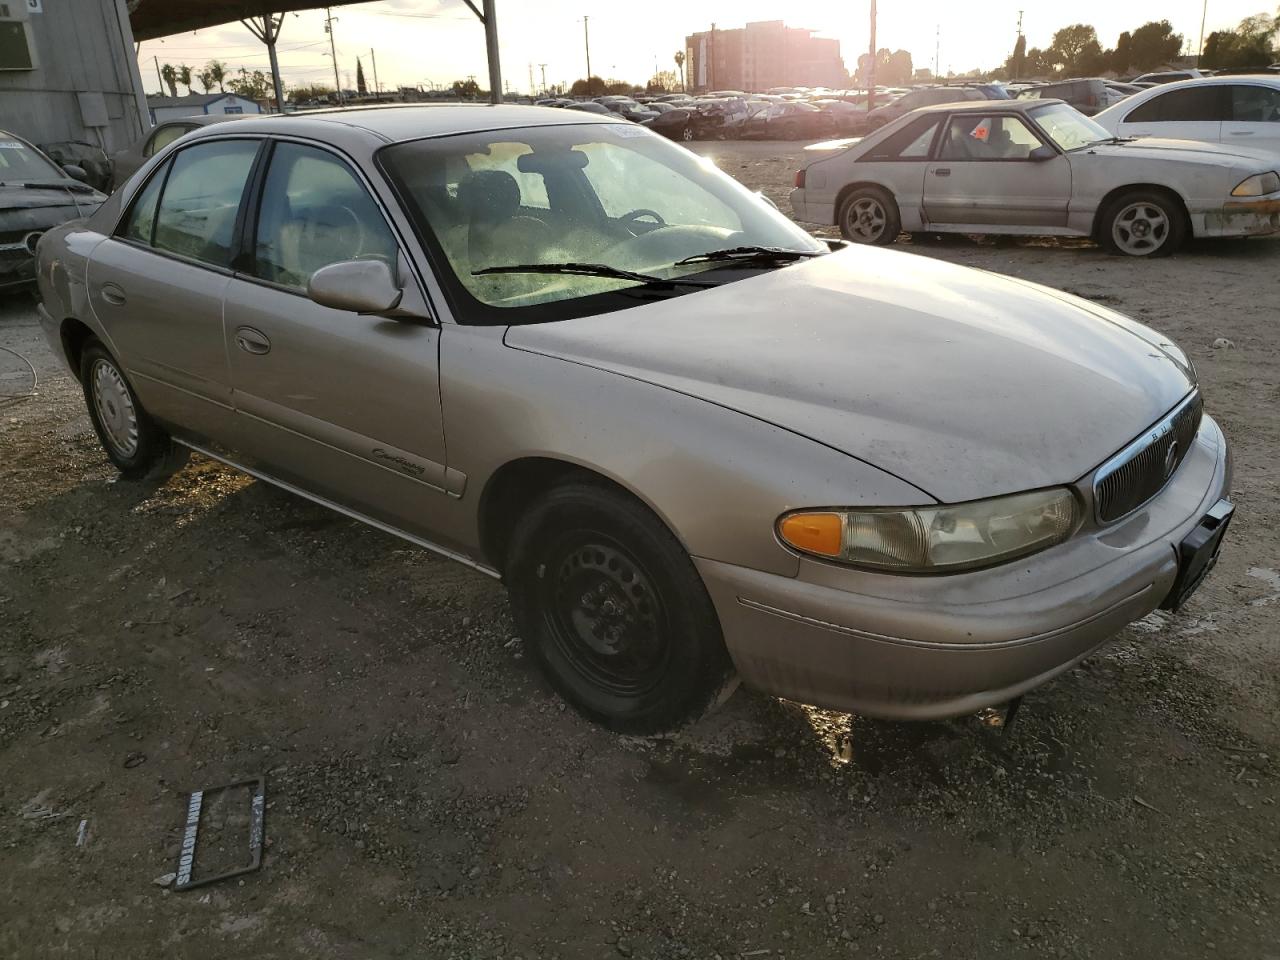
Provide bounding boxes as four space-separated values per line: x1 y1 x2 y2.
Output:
0 244 36 291
696 415 1232 720
1195 192 1280 238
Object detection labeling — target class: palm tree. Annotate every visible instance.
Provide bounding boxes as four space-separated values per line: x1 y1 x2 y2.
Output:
197 67 216 94
178 64 193 95
207 60 227 93
674 50 686 91
160 63 178 98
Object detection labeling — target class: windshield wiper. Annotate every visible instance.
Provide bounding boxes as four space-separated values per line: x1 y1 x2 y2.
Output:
675 245 824 266
1086 136 1137 147
472 262 713 287
12 180 96 193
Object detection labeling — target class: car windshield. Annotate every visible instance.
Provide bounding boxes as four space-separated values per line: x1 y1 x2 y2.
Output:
0 136 64 182
380 122 824 323
1031 103 1112 151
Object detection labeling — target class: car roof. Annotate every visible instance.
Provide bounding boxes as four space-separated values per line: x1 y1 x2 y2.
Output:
1132 73 1280 86
910 98 1066 115
187 103 623 146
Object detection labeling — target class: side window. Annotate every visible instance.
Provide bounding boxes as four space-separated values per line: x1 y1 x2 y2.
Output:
1129 87 1227 123
1231 85 1280 123
121 163 168 244
940 115 1043 161
144 124 189 158
152 140 259 267
864 116 941 160
252 142 398 291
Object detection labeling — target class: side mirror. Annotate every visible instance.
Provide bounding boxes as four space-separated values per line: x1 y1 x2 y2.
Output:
62 164 89 182
307 259 403 314
1028 144 1057 162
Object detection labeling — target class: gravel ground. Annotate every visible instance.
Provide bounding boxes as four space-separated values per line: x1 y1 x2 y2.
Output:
1 140 1277 959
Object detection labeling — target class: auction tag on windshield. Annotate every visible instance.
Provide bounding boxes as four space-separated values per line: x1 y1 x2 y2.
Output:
0 141 25 149
607 125 649 138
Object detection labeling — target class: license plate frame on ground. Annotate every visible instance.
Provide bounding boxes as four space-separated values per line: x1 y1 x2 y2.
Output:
1161 499 1234 612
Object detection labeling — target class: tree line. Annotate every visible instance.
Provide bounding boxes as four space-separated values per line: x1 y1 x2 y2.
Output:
1003 11 1277 79
156 59 276 101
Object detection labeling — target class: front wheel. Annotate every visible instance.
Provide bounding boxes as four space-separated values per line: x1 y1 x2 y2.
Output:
505 483 737 734
1099 190 1186 257
680 125 694 142
838 186 901 245
80 340 186 479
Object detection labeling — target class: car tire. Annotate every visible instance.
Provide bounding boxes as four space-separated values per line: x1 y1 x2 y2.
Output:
680 126 694 142
1099 189 1186 257
505 481 738 735
838 186 901 246
80 339 187 479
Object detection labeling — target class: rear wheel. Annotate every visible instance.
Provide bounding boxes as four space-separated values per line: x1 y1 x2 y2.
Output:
680 125 694 142
1099 190 1186 257
80 340 186 479
838 186 900 246
506 482 737 734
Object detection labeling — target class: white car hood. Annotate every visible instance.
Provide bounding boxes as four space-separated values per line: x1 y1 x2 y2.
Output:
1084 137 1278 167
505 247 1195 503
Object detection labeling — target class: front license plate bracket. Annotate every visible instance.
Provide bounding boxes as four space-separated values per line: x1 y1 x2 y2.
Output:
1160 499 1234 612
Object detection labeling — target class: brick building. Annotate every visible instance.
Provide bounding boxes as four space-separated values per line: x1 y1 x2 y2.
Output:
684 20 847 93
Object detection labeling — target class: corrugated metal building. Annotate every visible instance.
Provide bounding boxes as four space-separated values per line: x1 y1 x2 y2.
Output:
0 0 148 153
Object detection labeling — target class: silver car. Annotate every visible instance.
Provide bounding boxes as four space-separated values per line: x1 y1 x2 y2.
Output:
35 106 1233 732
791 99 1280 256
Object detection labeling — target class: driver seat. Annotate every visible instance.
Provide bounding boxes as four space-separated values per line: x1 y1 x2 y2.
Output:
457 169 551 270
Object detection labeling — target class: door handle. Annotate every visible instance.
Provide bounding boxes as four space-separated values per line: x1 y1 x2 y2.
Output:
100 282 126 305
234 326 271 356
934 168 951 177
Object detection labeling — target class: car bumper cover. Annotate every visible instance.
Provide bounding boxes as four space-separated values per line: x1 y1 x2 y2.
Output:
696 415 1231 720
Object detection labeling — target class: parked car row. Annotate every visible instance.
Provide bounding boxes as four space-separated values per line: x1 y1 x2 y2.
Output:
34 103 1236 733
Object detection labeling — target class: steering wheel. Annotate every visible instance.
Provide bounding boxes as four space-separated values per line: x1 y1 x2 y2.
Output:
619 208 667 236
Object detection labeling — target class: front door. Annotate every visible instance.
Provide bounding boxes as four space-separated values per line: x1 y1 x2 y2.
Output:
923 113 1071 227
221 140 449 536
86 138 262 441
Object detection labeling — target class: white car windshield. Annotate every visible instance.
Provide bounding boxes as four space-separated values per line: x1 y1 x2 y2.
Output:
0 136 64 182
381 122 824 321
1032 103 1113 151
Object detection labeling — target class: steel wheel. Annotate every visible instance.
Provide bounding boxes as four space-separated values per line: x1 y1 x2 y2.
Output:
846 196 888 243
90 357 140 458
543 537 670 697
1111 201 1170 256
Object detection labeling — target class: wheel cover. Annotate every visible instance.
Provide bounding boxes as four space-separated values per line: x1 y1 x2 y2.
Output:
846 196 887 242
1112 201 1169 255
543 537 670 696
90 358 140 458
681 126 694 141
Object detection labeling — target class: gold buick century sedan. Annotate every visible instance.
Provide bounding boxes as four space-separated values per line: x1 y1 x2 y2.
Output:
35 105 1233 733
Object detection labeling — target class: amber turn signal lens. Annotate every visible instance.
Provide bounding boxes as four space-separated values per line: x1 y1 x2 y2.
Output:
778 512 843 557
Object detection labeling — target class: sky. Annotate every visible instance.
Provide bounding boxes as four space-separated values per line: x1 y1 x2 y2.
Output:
136 0 1274 97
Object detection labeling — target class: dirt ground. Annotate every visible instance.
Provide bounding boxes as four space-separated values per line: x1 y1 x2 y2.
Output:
2 140 1278 960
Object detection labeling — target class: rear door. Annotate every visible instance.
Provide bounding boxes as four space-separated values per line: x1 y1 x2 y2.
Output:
923 112 1070 227
220 138 449 533
1222 83 1280 155
86 137 262 442
1114 85 1227 143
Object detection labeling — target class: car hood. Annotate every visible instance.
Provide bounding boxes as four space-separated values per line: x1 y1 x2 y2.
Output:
0 184 105 213
1082 137 1278 167
504 247 1196 503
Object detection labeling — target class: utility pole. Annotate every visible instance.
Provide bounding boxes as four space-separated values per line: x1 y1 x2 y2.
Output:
866 0 877 110
528 62 534 96
1196 0 1208 63
539 63 547 95
325 8 343 105
153 55 163 94
709 23 716 91
1013 10 1024 81
934 25 940 80
583 15 592 91
370 47 381 98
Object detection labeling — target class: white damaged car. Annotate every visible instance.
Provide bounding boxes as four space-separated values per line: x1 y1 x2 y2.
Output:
791 99 1280 256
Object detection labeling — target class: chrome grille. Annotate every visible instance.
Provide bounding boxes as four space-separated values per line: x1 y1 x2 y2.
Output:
1094 392 1202 522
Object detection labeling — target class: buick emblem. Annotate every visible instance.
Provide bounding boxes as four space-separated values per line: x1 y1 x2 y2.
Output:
1163 441 1179 479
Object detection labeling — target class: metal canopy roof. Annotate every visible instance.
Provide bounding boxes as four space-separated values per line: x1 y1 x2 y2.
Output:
127 1 374 42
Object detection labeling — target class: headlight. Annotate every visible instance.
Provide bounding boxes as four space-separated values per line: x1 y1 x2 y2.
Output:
1230 171 1280 197
777 488 1079 573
